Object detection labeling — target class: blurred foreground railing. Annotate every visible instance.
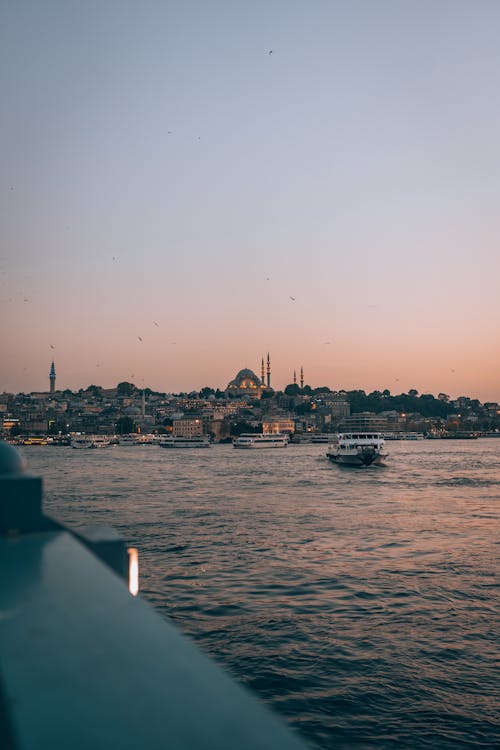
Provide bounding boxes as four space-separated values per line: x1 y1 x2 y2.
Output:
0 441 309 750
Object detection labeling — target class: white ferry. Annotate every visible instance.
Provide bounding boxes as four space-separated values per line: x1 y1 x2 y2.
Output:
233 433 289 449
118 434 155 446
384 432 424 441
158 436 211 449
326 433 387 467
71 435 113 449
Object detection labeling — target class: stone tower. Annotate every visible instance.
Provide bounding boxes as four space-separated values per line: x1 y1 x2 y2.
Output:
49 361 56 394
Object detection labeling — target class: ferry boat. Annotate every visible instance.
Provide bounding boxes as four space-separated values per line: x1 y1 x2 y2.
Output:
233 433 289 449
21 437 52 446
384 432 424 441
71 435 113 449
118 434 155 446
157 436 211 449
326 433 387 466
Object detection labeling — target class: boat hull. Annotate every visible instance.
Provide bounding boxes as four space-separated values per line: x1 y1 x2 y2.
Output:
233 443 287 449
158 439 211 449
327 451 387 467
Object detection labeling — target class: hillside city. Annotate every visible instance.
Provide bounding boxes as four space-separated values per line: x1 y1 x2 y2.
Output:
2 364 500 442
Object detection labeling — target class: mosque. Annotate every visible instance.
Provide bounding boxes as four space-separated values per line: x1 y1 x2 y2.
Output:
226 354 273 399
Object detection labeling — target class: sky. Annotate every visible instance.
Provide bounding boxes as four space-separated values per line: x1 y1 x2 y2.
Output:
1 0 499 401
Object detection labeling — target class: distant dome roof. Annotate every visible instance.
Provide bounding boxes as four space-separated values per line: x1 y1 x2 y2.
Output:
236 368 258 379
227 368 262 390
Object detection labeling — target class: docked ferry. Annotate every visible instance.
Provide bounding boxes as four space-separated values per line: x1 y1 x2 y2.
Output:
118 434 155 446
233 433 289 449
71 435 113 449
157 436 211 449
326 433 387 466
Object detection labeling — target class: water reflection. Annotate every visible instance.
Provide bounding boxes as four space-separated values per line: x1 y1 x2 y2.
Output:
23 441 500 749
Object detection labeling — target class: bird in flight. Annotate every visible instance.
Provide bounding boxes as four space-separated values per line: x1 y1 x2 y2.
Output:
268 50 273 55
153 321 159 327
289 296 296 301
50 344 55 349
138 336 143 342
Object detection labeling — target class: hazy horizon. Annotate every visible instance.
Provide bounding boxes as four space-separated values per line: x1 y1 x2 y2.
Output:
5 359 497 405
2 1 499 402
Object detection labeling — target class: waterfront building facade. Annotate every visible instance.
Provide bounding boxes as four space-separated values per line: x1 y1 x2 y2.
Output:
262 419 295 435
172 418 203 438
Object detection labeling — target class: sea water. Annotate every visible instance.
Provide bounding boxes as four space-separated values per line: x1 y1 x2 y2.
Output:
24 440 499 749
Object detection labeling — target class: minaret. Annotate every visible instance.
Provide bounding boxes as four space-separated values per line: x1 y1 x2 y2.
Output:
261 357 265 385
293 369 297 385
141 389 146 417
300 366 304 389
49 361 56 394
266 353 271 388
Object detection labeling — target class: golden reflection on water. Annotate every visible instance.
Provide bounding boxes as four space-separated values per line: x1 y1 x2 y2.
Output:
128 547 139 596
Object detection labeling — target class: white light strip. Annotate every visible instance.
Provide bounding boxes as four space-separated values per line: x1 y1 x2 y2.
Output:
128 547 139 596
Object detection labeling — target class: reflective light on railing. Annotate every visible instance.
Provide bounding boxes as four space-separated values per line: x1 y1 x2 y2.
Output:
128 547 139 596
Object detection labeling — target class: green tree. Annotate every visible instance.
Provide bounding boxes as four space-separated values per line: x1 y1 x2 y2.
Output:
199 387 215 399
230 421 261 436
115 416 136 434
117 382 136 397
86 385 103 397
260 389 274 399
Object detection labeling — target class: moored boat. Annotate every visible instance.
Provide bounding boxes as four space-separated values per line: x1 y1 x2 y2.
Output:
233 433 289 449
118 434 155 446
326 433 387 467
71 435 113 449
21 437 52 446
158 435 211 449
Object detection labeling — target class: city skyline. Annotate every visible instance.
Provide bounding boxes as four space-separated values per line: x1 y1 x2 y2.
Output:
2 2 500 402
3 356 497 406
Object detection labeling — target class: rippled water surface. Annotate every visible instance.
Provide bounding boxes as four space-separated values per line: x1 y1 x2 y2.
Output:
25 440 499 749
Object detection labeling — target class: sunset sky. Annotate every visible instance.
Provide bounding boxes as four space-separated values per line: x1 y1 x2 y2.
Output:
2 1 499 401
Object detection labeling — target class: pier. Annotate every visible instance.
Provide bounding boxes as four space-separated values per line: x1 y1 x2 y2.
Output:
0 441 308 750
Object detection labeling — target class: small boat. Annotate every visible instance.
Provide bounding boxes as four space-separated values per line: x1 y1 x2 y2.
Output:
233 433 289 449
157 435 211 449
71 435 113 449
326 433 387 467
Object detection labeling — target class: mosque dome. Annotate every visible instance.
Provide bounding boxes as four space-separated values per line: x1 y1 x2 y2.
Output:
227 368 262 394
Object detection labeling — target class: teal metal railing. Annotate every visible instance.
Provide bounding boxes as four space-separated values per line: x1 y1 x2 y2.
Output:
0 442 310 750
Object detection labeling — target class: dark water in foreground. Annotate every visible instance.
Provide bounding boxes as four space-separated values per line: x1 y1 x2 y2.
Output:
25 440 499 749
